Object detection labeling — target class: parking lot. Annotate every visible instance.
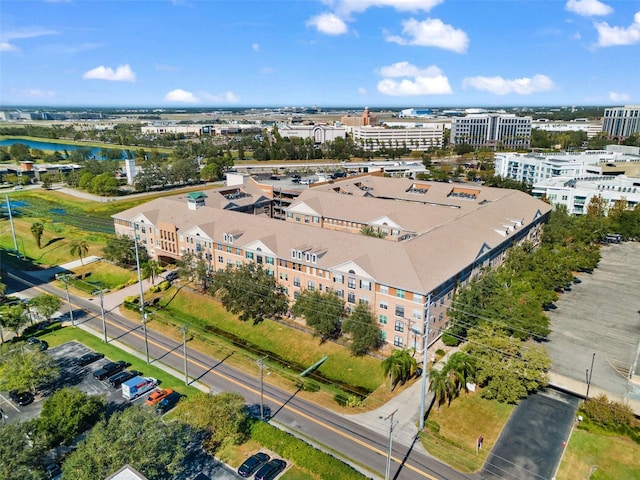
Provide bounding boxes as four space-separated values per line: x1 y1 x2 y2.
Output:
1 341 245 479
546 242 640 402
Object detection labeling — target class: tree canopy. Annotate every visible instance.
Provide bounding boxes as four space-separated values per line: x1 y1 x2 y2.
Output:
210 263 288 323
292 290 344 341
0 422 45 480
342 302 383 356
0 345 59 393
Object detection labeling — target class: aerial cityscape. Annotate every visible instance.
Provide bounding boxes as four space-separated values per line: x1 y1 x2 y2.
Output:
1 1 640 480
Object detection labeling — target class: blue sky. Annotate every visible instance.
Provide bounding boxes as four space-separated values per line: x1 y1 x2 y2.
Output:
1 0 639 108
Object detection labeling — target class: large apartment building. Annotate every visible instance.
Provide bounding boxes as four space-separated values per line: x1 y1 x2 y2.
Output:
350 124 444 151
112 175 551 352
450 114 532 150
602 105 640 140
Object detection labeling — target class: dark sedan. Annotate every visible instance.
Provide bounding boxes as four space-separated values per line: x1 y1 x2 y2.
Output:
108 370 139 388
9 390 34 406
77 351 104 366
237 452 270 478
93 361 127 381
254 459 286 480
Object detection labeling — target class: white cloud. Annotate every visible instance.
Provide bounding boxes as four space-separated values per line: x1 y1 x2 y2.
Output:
2 26 58 41
164 89 199 103
1 42 18 52
462 74 556 95
333 0 443 16
609 91 630 102
377 62 452 96
385 18 469 53
252 43 260 52
306 13 348 35
565 0 612 16
82 64 136 82
200 91 240 104
595 11 640 46
25 89 56 98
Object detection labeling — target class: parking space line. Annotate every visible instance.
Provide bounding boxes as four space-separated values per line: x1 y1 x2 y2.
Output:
0 393 20 412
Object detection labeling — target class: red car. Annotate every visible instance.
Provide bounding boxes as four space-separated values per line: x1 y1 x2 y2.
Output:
145 388 173 406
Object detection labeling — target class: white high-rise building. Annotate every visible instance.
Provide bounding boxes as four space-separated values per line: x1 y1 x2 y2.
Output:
602 105 640 139
450 114 532 150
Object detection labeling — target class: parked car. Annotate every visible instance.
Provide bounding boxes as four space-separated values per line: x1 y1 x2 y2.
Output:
26 337 48 351
155 391 182 414
93 361 127 381
165 271 179 281
77 351 104 366
254 459 286 480
9 390 34 406
146 387 173 406
108 370 139 388
238 452 270 478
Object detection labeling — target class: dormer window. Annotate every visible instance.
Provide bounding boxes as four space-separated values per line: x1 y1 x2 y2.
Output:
224 233 234 243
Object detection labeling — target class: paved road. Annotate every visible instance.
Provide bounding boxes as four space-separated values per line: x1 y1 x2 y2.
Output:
480 389 579 480
6 270 471 480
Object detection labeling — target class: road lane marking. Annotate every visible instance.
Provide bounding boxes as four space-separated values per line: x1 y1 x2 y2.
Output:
20 278 439 480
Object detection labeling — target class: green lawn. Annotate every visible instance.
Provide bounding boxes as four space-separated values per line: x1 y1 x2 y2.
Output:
69 261 137 292
557 429 640 480
420 391 514 473
152 287 385 395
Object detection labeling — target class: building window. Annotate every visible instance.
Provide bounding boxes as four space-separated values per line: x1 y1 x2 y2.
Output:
394 320 404 332
347 292 356 304
348 277 356 289
307 281 315 291
379 315 388 325
381 331 387 341
335 289 344 298
379 285 389 295
360 280 371 291
397 289 405 299
414 293 423 304
412 310 422 320
246 252 254 260
393 336 403 347
334 274 344 284
266 256 274 265
380 301 388 310
236 260 242 267
395 305 405 317
217 256 223 263
293 277 300 287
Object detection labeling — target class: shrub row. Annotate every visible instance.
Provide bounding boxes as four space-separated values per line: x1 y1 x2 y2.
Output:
250 421 371 480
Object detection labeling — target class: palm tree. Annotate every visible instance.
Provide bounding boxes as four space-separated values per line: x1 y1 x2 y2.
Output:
142 260 161 285
428 368 451 411
30 222 44 249
381 348 418 392
70 239 89 265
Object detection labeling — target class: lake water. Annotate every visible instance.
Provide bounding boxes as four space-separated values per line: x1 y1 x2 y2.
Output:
0 138 126 159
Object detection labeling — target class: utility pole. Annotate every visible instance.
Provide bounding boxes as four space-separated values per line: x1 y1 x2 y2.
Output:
133 225 149 363
94 288 107 343
180 326 189 386
384 409 398 480
58 274 75 327
256 356 268 420
419 293 432 431
586 352 595 400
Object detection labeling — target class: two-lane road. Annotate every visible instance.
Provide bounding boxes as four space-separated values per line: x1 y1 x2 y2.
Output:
6 271 471 480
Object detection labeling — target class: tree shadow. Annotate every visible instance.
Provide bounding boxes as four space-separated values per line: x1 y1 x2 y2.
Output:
44 237 65 248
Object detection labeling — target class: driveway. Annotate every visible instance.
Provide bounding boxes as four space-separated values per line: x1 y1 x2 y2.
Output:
480 389 579 480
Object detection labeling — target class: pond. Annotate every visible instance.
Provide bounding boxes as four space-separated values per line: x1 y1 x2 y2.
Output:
0 138 127 160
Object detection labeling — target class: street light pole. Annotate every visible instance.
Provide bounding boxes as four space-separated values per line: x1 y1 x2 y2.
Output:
384 409 398 480
133 225 149 364
5 194 19 258
256 356 268 420
180 326 188 386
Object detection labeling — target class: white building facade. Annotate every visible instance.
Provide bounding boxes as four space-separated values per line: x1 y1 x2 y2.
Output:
350 124 444 151
532 175 640 215
602 105 640 139
450 114 532 149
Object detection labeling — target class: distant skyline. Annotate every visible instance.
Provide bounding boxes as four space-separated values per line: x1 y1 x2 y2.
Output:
1 0 639 108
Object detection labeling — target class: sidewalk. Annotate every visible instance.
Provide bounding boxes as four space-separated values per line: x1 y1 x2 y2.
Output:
343 378 432 452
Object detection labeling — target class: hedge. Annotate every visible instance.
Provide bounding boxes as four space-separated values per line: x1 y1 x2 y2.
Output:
250 421 371 480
